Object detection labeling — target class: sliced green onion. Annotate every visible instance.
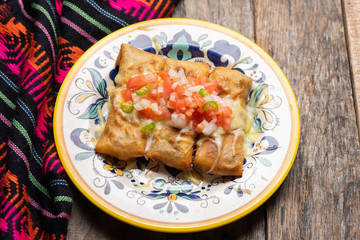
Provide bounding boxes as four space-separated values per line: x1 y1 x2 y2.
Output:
120 102 134 113
141 122 155 132
136 84 152 96
202 101 218 110
199 88 210 97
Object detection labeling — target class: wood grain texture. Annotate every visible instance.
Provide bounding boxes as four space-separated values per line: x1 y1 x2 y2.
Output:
343 0 360 137
67 0 360 239
171 0 255 41
253 0 360 239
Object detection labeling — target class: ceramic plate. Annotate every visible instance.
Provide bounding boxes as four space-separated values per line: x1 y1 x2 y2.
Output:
54 18 300 233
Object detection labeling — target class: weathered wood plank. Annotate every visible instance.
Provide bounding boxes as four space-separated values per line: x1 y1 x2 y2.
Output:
343 0 360 138
67 1 261 239
253 0 360 239
67 183 168 240
172 0 255 41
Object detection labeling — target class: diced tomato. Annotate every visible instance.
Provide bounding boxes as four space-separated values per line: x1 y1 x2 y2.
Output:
158 105 172 119
126 73 159 91
217 106 233 116
221 117 231 132
186 77 196 86
121 89 133 102
205 110 217 122
192 92 206 108
156 71 170 80
185 108 195 117
168 99 176 109
138 108 158 119
162 74 172 99
138 105 171 120
195 121 206 133
191 110 204 126
147 86 160 100
203 80 220 93
196 76 208 85
176 98 186 111
183 97 192 108
124 70 232 131
173 84 185 96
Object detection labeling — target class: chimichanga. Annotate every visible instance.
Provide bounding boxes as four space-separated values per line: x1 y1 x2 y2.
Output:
193 67 252 176
144 58 210 170
193 129 245 177
115 43 165 86
95 88 147 160
96 44 165 160
163 58 211 78
96 44 254 177
209 66 252 103
145 124 195 171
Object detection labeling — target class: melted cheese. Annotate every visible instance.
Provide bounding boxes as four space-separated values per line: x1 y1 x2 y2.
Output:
232 128 245 156
175 128 195 154
145 132 154 153
207 129 225 173
231 99 251 132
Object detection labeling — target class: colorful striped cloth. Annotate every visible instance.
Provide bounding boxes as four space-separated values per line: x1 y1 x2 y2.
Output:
0 1 180 239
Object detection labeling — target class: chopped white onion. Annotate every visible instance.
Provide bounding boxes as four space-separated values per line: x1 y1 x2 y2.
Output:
169 92 176 101
143 119 153 125
171 112 187 129
159 98 166 106
184 90 192 96
133 103 143 111
186 96 194 102
204 94 224 105
157 86 164 93
187 85 204 93
200 119 209 126
131 93 140 103
151 102 159 112
172 81 180 89
178 68 187 84
150 103 162 115
139 99 151 109
202 119 217 135
189 120 194 128
151 89 158 94
204 95 216 102
168 69 178 79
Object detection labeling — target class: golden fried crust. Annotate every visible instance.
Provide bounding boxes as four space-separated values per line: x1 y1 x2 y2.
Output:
95 89 147 161
209 67 252 106
164 58 211 78
193 131 245 177
145 58 210 171
115 44 165 86
145 125 195 171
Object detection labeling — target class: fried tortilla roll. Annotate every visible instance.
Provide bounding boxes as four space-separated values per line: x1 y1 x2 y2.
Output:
95 88 147 160
145 125 195 171
145 59 209 170
193 67 252 176
164 58 211 77
209 66 252 104
115 44 165 86
96 44 164 160
194 130 245 177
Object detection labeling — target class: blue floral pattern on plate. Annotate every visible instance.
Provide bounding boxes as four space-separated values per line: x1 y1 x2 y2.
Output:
66 29 282 214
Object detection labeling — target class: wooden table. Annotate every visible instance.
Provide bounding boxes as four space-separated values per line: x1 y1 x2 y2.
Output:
67 0 360 239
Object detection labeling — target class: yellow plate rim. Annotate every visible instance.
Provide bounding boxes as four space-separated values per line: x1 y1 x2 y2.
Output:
54 18 300 233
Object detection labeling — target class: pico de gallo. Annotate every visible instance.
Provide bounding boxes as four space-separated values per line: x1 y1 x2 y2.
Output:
119 68 233 135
